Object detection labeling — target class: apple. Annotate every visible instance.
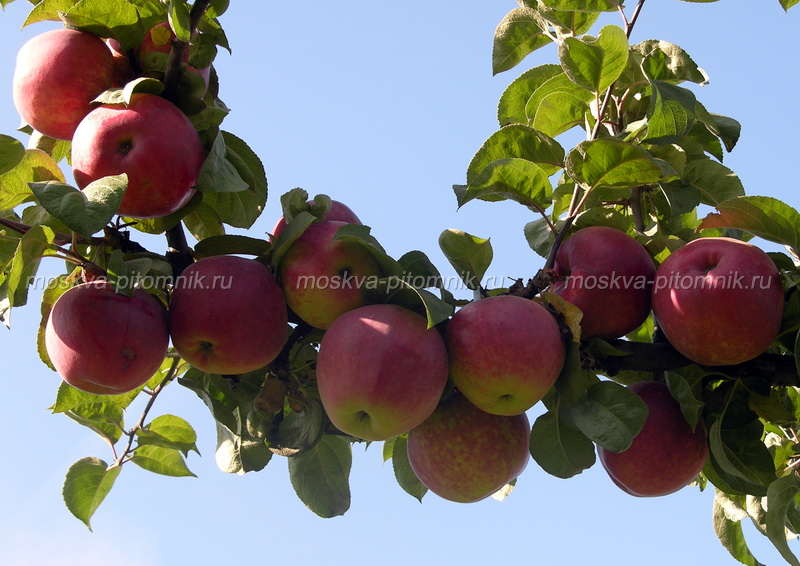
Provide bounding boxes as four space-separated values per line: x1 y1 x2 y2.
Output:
279 220 381 329
138 22 211 92
170 255 289 374
105 38 135 87
271 200 361 240
652 237 783 366
316 304 449 441
45 281 169 394
407 394 530 503
71 93 204 218
551 226 656 339
13 29 114 140
446 295 565 415
599 381 708 497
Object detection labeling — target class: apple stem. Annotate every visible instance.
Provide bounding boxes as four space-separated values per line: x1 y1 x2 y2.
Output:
162 0 213 99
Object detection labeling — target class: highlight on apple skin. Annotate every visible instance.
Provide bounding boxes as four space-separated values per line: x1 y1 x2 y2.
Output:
599 381 708 497
407 394 530 503
316 304 449 441
446 295 565 416
551 226 656 339
13 29 115 140
45 281 169 394
170 255 289 375
71 93 205 218
651 237 784 366
279 220 381 329
271 200 361 240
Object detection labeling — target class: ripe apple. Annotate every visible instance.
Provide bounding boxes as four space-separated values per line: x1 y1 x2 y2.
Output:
45 281 169 394
71 93 204 218
138 22 211 92
599 381 708 497
279 220 381 329
652 237 783 366
551 226 656 339
105 38 135 87
446 295 565 415
13 29 114 140
170 256 289 374
316 304 449 441
271 200 361 240
407 394 530 503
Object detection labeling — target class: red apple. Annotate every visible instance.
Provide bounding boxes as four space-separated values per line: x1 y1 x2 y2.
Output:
279 220 380 329
599 381 708 497
407 394 529 503
446 295 565 415
271 200 361 240
13 29 114 140
316 304 449 441
652 237 783 366
45 281 169 394
170 256 288 374
105 38 135 87
551 226 656 339
138 22 210 91
71 93 204 218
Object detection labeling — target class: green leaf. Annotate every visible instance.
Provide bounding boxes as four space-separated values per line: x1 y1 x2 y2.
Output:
438 229 493 290
781 0 800 10
132 445 196 477
492 8 552 75
460 158 553 210
567 380 648 453
539 0 620 9
524 217 561 258
712 489 765 566
52 380 142 413
498 65 562 126
273 400 326 454
566 139 678 189
681 159 744 206
525 72 594 137
559 25 628 93
392 436 427 501
0 135 25 175
269 211 316 268
645 81 696 139
183 201 225 240
628 40 708 84
766 476 800 566
7 225 55 307
383 438 396 463
534 4 599 35
665 372 704 431
333 224 401 276
709 420 776 491
30 175 126 237
288 435 352 518
197 132 249 193
385 283 454 329
194 235 270 258
62 458 121 530
795 331 800 379
123 77 165 104
696 106 741 152
137 414 199 455
0 149 64 210
529 411 596 479
23 0 79 26
699 196 800 254
168 0 191 42
215 423 271 474
468 125 565 181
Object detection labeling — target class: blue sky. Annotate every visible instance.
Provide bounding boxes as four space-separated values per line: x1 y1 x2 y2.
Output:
0 2 797 565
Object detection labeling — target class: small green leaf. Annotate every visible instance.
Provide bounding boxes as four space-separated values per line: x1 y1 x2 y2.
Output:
468 125 565 181
270 211 316 268
123 77 165 104
215 424 271 474
460 158 553 210
0 135 25 175
23 0 80 26
492 8 552 75
566 139 678 189
700 196 800 254
392 436 427 502
0 148 64 210
333 224 401 276
559 25 629 93
524 217 561 258
627 40 708 84
272 400 326 453
385 283 454 329
137 415 199 455
683 158 744 206
63 458 121 530
498 65 562 126
709 420 776 491
197 132 249 193
539 0 620 10
168 0 191 42
288 435 352 518
529 411 596 479
665 372 704 431
646 81 696 139
766 475 800 566
132 445 196 477
712 489 765 566
781 0 800 10
30 175 127 236
525 73 593 137
194 235 270 258
7 225 55 307
383 438 396 462
438 229 493 291
568 380 648 453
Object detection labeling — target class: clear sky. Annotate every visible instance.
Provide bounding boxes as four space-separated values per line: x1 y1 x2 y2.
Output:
0 2 797 565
